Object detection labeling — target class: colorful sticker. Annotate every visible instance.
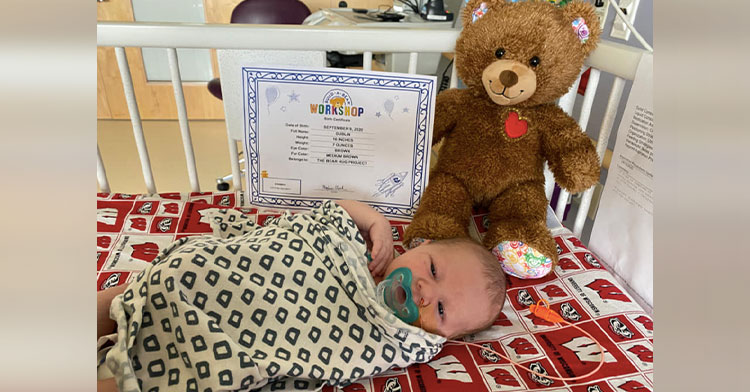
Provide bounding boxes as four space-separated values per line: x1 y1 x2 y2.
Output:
407 237 427 249
493 240 553 279
547 0 571 6
472 2 489 23
572 17 590 43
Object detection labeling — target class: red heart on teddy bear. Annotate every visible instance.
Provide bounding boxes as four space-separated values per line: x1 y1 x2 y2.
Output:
505 111 528 138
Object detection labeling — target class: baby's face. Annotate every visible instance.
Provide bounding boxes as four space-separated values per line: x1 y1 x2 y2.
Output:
384 242 494 339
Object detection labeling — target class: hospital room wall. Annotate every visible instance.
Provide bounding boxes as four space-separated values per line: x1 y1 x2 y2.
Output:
96 0 392 120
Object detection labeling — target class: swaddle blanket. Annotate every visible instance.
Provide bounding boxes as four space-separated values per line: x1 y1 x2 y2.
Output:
104 201 445 392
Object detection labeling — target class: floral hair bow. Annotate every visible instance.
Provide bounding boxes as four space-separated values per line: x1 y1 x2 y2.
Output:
472 2 489 23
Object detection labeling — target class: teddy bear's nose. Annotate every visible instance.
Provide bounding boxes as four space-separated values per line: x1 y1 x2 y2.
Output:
499 70 518 88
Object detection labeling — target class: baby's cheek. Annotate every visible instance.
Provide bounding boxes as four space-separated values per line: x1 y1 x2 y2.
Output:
412 311 442 336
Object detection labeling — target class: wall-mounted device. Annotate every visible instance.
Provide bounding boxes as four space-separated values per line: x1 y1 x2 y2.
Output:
610 0 640 41
421 0 454 22
593 0 610 25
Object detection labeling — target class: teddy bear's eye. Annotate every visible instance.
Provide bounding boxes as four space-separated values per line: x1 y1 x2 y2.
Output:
529 56 541 67
495 48 506 59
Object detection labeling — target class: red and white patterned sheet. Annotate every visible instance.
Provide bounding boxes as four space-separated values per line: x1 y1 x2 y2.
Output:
97 192 653 392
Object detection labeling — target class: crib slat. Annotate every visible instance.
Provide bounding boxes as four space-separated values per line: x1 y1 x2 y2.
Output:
449 57 458 89
543 163 555 200
167 48 201 192
363 51 373 71
408 52 418 74
553 68 584 219
97 145 111 194
578 68 601 133
228 140 242 191
573 76 626 237
242 142 251 207
554 69 602 221
554 190 570 221
594 77 626 171
114 46 156 194
558 67 584 116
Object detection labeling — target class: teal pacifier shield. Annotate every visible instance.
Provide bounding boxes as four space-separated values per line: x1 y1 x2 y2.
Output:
382 267 419 324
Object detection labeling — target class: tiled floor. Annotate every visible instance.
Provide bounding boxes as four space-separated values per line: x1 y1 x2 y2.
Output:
97 120 237 194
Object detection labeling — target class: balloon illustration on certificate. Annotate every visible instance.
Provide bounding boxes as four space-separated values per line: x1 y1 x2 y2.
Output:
241 66 437 218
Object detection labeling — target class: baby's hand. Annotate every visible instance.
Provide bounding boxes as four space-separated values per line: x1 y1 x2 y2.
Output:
333 200 394 277
364 217 394 277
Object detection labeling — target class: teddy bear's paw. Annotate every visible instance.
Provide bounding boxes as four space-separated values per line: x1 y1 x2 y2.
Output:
560 165 599 193
554 148 601 193
492 240 553 279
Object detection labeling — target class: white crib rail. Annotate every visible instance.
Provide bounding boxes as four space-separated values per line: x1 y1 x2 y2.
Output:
363 51 373 71
96 145 110 194
113 46 156 194
552 66 584 220
97 22 646 237
574 76 626 236
98 22 460 51
167 48 201 193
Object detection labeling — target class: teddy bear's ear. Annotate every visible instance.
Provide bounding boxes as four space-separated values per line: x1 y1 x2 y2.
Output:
560 1 602 56
461 0 507 28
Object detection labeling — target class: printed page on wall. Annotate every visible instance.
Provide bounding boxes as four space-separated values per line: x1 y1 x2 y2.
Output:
240 66 437 219
589 53 654 307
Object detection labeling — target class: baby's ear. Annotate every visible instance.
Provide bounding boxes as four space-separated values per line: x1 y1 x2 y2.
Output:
560 1 602 56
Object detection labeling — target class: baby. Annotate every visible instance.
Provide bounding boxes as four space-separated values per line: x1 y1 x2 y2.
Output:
378 237 507 339
97 200 506 392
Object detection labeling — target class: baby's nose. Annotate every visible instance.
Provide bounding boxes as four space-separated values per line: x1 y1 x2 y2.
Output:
414 280 433 307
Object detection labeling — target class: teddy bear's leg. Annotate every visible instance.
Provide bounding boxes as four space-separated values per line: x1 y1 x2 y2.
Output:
483 182 557 279
403 172 473 248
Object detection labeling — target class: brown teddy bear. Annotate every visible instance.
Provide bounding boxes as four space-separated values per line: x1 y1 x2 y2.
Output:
403 0 602 279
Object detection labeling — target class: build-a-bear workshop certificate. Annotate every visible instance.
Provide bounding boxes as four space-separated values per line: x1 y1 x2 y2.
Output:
241 66 436 218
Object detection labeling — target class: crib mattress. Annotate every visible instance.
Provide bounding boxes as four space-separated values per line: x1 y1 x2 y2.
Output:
97 192 653 392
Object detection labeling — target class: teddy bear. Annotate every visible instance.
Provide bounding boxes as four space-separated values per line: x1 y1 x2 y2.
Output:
403 0 602 279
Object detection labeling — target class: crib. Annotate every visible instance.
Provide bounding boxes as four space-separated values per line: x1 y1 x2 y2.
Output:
97 21 653 392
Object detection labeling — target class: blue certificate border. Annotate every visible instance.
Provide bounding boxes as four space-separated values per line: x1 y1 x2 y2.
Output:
241 66 435 218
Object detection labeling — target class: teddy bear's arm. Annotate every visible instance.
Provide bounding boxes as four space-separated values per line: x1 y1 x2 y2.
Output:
432 88 465 145
540 105 601 194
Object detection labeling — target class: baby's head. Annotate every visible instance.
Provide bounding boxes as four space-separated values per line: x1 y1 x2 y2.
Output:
384 238 506 339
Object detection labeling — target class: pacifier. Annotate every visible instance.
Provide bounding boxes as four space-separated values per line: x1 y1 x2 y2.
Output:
376 267 420 324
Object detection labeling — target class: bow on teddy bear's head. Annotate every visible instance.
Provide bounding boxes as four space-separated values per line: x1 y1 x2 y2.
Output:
457 0 601 107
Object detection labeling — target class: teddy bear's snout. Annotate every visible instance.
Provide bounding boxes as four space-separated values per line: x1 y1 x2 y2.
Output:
499 70 518 88
481 59 537 105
